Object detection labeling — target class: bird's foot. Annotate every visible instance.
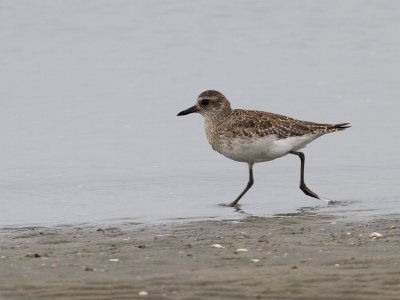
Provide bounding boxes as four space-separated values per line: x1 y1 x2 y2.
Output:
300 184 320 200
219 202 242 210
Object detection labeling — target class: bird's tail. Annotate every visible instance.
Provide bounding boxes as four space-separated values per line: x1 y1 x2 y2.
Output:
329 123 351 132
333 123 351 130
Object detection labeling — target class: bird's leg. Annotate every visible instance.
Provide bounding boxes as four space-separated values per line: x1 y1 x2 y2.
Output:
229 163 254 207
290 151 320 199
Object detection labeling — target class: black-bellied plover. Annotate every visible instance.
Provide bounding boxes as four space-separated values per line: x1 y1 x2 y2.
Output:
177 90 350 207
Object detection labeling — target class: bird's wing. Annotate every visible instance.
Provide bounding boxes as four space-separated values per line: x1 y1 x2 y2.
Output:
225 110 349 139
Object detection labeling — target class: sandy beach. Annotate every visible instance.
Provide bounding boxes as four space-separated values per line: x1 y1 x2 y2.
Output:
1 212 399 300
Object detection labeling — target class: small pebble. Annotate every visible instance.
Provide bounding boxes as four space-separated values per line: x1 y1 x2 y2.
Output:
235 248 248 252
369 232 383 239
211 244 225 248
251 259 259 263
138 291 148 296
109 258 119 262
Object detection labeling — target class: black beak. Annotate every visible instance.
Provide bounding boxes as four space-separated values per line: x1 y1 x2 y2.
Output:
177 105 199 116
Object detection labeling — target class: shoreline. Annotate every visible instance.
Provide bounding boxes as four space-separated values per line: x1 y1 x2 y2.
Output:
1 212 400 299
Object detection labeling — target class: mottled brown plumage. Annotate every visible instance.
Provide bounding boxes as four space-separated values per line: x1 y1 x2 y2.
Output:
218 109 349 140
189 90 349 154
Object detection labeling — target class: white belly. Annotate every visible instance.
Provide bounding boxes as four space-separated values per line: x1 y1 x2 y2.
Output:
217 133 323 163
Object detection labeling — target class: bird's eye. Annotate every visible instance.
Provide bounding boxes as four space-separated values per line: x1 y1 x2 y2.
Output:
201 99 210 106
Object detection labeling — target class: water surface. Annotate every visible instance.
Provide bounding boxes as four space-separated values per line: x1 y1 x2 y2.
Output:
1 0 400 227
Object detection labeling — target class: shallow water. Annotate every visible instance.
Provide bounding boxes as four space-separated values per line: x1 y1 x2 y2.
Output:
1 0 400 227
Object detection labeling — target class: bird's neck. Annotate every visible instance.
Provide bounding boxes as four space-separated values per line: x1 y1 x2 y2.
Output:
204 111 228 128
204 111 230 151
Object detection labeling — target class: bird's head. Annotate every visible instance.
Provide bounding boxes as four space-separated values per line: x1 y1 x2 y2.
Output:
177 90 232 118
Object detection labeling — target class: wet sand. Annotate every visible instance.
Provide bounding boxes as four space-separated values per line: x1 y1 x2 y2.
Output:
1 213 400 300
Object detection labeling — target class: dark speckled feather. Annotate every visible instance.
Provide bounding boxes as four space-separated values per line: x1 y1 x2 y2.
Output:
222 109 350 140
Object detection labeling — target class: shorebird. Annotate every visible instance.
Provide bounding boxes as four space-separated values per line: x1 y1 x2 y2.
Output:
177 90 350 207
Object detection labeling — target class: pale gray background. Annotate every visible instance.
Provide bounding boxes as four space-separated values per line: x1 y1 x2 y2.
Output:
1 0 399 226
